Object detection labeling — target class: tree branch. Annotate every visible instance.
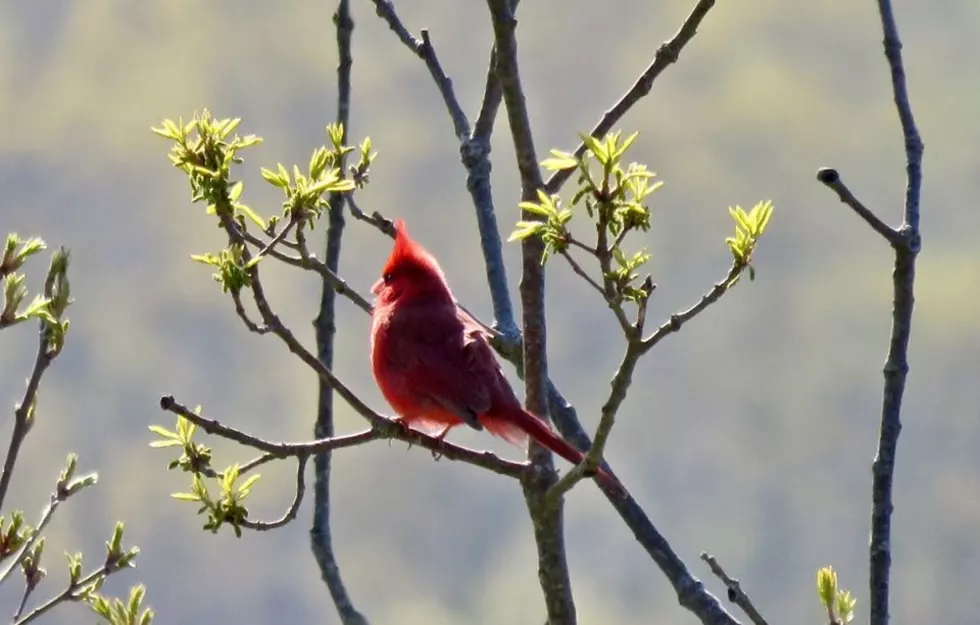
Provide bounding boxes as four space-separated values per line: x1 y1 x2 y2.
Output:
367 0 520 339
868 2 922 624
816 168 898 244
641 263 740 353
242 455 308 531
158 395 526 478
544 0 719 196
309 3 367 622
700 553 768 625
368 1 469 139
0 327 55 511
486 1 577 623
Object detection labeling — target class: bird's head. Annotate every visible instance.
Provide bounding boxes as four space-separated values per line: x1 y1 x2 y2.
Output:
372 220 454 307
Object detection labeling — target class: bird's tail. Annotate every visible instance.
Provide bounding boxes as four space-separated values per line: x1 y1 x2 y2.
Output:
485 408 623 492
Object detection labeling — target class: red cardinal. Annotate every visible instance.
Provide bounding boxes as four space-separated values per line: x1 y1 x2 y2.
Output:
370 219 619 490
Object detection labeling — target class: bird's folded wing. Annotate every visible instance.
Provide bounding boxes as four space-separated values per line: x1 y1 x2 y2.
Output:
386 323 496 431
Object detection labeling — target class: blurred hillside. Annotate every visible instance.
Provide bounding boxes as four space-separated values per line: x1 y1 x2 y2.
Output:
1 1 978 624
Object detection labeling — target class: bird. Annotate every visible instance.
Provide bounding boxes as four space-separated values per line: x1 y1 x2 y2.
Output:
370 219 619 490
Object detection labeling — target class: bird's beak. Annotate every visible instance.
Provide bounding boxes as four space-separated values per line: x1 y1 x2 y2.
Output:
371 278 384 296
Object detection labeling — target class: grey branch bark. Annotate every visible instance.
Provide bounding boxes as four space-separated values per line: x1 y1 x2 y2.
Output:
310 2 368 624
817 4 921 625
486 1 576 623
868 1 923 624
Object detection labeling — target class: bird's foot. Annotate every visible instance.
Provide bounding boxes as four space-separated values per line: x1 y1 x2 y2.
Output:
429 425 452 460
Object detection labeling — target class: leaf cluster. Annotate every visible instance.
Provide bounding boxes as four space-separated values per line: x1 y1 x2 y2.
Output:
511 131 660 307
725 200 774 285
151 414 261 538
2 232 147 624
1 235 72 355
816 566 857 625
152 111 374 295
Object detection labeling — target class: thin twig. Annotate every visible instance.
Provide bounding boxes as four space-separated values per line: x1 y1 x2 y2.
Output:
13 563 116 625
641 263 741 354
242 455 308 531
548 341 639 502
239 452 277 475
700 552 769 625
0 493 61 585
565 235 599 257
368 2 469 138
239 227 373 313
559 250 605 296
867 2 923 624
544 0 718 196
594 220 639 338
472 46 502 141
231 291 268 333
0 329 54 511
346 196 395 236
816 169 898 244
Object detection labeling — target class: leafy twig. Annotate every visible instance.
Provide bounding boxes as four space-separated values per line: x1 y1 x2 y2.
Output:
544 0 719 196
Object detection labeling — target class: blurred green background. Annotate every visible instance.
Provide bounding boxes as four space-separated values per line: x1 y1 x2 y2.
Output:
2 1 979 623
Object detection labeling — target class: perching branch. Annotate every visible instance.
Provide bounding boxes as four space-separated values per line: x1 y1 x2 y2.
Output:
816 2 922 624
158 395 525 478
309 2 367 623
544 0 718 196
700 552 769 625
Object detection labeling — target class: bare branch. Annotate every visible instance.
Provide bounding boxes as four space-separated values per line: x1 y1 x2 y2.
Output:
641 263 741 354
549 341 640 501
701 552 769 625
544 0 719 195
347 195 396 236
867 2 923 624
368 2 469 138
368 0 520 338
239 226 373 314
816 168 899 244
242 456 308 531
472 46 502 141
559 250 605 297
310 3 368 621
486 1 579 622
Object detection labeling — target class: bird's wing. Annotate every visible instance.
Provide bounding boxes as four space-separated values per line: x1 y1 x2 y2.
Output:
384 306 498 431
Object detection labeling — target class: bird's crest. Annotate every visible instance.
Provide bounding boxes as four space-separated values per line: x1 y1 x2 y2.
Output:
383 219 446 283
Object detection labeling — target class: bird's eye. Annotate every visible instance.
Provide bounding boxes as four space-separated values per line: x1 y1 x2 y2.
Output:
383 272 394 284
